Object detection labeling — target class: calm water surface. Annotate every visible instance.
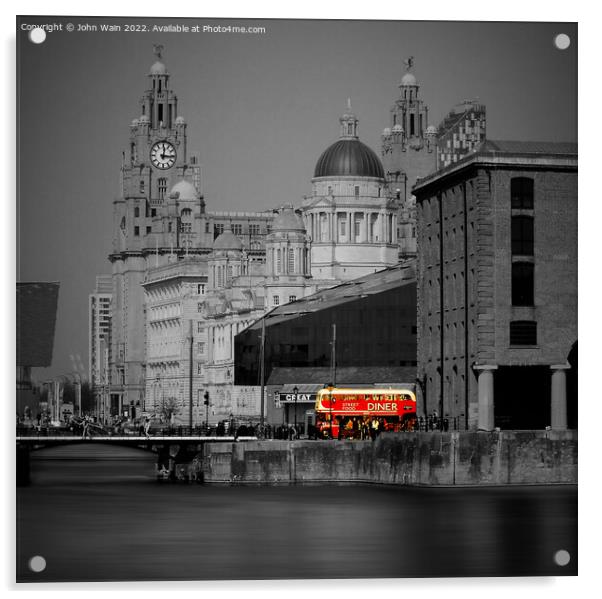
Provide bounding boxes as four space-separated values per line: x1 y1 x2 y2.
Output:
17 444 577 582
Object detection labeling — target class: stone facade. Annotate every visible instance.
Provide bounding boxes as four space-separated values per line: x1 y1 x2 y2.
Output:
413 140 577 431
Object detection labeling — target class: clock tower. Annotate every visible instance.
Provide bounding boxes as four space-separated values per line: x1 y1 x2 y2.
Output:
109 46 202 416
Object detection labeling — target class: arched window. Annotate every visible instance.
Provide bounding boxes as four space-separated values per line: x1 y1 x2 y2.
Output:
134 207 140 218
158 178 167 200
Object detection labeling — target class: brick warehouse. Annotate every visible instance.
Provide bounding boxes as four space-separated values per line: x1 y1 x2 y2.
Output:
412 140 577 431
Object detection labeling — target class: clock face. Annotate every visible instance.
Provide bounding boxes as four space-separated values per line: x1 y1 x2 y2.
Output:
150 141 176 170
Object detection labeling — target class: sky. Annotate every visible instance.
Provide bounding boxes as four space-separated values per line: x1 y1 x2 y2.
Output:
16 17 577 381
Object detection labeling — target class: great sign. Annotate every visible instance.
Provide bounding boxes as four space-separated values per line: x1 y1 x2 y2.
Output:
279 393 316 403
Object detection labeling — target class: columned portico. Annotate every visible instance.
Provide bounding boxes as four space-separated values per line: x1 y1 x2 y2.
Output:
474 365 497 431
551 364 570 430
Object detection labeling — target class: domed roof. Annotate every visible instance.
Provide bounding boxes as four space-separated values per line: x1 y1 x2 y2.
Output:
392 124 404 132
214 228 243 251
314 139 384 179
382 127 391 136
401 72 417 86
426 125 437 136
175 116 186 125
170 180 197 201
272 206 306 232
131 118 139 127
150 60 167 75
139 115 150 123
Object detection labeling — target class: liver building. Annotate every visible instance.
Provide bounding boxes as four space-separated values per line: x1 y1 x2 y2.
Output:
105 49 459 425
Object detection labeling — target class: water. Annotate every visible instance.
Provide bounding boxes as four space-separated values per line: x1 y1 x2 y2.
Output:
16 444 577 582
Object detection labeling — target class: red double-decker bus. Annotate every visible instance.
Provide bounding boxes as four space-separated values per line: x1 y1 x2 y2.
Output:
314 387 416 439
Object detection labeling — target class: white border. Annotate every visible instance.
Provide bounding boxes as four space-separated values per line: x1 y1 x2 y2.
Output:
3 1 593 597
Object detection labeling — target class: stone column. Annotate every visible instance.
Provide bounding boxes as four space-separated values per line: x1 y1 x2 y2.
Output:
474 365 497 431
551 364 570 430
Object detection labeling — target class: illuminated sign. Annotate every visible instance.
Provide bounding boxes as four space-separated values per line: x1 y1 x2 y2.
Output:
279 393 316 404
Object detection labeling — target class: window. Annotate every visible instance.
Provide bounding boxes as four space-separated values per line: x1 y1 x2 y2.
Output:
354 186 360 197
146 226 151 235
327 186 333 195
197 284 205 295
232 224 243 235
134 226 140 236
151 208 157 217
339 218 347 236
512 262 534 306
510 321 537 345
180 222 192 233
511 177 534 210
197 302 204 313
168 222 172 233
158 178 167 200
320 213 328 241
197 321 203 333
158 104 163 124
354 218 361 238
511 215 534 255
214 224 224 239
273 295 280 306
410 114 415 136
205 222 210 233
134 207 140 217
288 248 294 272
197 363 203 375
276 249 281 273
288 295 297 303
139 180 145 194
197 342 205 354
249 224 260 236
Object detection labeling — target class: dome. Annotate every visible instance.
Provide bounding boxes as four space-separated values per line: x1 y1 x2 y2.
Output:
314 139 384 179
382 127 391 136
392 124 404 133
131 118 139 127
170 180 197 201
150 60 167 75
426 125 437 136
175 116 186 125
139 115 150 124
401 72 417 86
213 228 243 251
272 206 306 232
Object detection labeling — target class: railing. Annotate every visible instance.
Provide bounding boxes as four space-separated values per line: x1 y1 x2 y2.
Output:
17 418 464 440
414 416 462 432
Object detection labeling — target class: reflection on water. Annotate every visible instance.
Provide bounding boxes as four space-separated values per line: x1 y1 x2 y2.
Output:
17 445 577 582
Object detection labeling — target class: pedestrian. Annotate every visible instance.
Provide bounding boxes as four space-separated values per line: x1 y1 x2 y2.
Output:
144 417 151 438
82 416 90 439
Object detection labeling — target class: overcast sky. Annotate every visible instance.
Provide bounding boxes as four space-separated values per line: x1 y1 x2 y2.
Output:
16 17 577 380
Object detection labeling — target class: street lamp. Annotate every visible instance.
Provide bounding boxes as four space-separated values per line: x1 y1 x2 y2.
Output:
293 386 298 435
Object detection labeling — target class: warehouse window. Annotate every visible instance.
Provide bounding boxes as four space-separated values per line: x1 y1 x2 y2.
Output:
511 215 534 255
511 177 534 210
510 321 537 345
512 262 534 306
